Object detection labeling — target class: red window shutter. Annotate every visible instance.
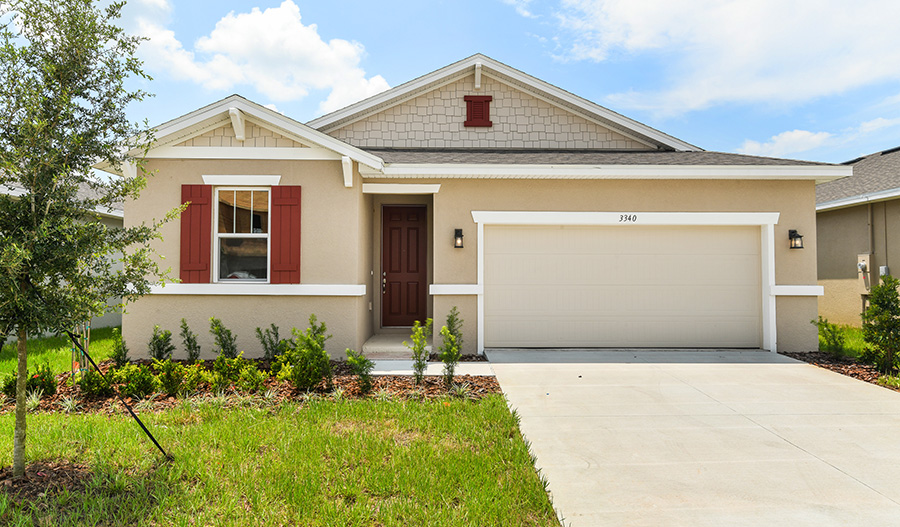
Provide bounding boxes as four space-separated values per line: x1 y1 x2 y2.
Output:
464 95 493 127
180 184 212 283
270 186 301 284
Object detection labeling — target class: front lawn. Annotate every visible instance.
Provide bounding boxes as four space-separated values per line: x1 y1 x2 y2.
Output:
0 395 557 526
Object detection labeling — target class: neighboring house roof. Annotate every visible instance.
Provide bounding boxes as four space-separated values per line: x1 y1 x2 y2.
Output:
816 146 900 211
307 54 700 152
1 182 123 219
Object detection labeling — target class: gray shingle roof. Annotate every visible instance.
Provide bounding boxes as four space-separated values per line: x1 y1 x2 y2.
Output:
363 148 832 166
816 147 900 205
1 181 123 213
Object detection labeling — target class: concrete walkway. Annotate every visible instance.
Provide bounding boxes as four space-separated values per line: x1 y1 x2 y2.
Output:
488 349 900 526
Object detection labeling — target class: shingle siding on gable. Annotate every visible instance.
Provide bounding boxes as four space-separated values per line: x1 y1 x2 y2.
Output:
176 122 308 148
326 74 649 149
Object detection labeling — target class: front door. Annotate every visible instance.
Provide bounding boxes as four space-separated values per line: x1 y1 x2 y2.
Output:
382 205 427 327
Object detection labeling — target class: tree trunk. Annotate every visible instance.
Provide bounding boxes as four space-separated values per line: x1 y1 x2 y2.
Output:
12 328 27 477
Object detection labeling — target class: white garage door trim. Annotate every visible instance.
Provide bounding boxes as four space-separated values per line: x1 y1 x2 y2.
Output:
471 211 781 354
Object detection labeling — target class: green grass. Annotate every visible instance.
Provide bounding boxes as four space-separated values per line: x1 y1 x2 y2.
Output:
0 396 558 526
840 325 866 357
0 327 118 378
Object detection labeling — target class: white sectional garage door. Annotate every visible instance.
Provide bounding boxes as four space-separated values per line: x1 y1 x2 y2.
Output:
483 225 762 348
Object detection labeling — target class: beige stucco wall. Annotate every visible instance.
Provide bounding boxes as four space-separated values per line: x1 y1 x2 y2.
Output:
124 295 362 360
410 177 819 353
123 157 372 358
326 74 649 150
92 214 124 329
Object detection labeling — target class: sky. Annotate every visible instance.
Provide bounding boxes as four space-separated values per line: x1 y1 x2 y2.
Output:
118 0 900 164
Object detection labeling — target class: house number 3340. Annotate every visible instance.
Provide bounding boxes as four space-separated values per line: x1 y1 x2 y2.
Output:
619 214 638 223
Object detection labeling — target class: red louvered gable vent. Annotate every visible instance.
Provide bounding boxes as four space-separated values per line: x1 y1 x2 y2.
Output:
464 95 492 127
180 184 212 283
270 185 302 284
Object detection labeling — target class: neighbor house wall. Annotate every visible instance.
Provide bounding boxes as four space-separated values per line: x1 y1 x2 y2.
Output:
399 177 819 353
123 158 369 358
817 204 870 326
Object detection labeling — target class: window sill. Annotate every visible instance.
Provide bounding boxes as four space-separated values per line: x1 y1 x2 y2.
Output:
150 284 366 296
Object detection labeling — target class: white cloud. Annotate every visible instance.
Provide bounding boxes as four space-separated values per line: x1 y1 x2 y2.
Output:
502 0 538 18
131 1 389 113
737 116 900 158
556 0 900 114
738 130 833 158
857 117 900 135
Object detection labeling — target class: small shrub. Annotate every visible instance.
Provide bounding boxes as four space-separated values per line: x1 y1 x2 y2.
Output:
208 373 231 394
277 315 332 391
213 353 248 384
148 325 176 361
29 363 56 397
112 363 158 399
79 369 113 397
346 349 374 394
210 317 238 358
256 324 290 361
110 328 130 368
180 319 201 362
237 363 267 393
812 317 846 358
1 364 57 399
154 359 185 396
438 325 461 387
181 364 206 395
445 306 464 352
404 319 433 386
862 275 900 373
1 373 14 400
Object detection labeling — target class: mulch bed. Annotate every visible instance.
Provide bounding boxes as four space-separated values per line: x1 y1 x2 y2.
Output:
0 461 93 502
0 358 501 415
780 351 888 388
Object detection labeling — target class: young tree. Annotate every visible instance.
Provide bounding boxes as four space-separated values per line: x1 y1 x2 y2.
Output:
0 0 172 476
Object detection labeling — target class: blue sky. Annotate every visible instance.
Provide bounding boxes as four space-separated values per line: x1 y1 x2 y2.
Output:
120 0 900 163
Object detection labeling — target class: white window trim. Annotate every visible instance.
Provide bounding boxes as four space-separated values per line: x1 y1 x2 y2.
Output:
150 284 366 296
203 175 281 186
471 211 786 355
214 187 271 284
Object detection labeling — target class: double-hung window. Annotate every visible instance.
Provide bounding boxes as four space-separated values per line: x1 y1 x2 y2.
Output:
215 188 269 282
180 183 300 284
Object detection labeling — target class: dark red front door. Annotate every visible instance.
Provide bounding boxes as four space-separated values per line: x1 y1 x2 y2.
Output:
382 205 427 327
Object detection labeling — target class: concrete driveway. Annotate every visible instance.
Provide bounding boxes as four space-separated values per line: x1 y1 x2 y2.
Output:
487 350 900 526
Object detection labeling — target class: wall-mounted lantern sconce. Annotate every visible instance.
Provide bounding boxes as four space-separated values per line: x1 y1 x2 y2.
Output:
789 229 804 249
454 229 464 249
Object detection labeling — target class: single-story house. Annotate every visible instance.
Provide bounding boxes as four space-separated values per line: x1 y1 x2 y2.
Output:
817 146 900 325
109 54 849 357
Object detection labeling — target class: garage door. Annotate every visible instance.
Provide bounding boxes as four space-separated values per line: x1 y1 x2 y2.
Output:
484 225 761 348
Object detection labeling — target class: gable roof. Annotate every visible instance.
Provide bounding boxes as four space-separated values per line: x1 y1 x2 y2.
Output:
817 146 900 211
98 94 385 175
306 54 700 152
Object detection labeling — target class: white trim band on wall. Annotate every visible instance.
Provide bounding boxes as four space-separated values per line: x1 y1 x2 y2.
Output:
429 284 482 295
362 183 441 194
771 285 824 296
150 284 366 296
202 175 282 186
